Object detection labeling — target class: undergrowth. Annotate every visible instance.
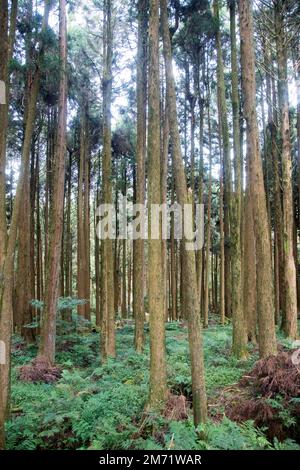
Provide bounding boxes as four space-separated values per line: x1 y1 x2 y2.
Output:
6 321 300 450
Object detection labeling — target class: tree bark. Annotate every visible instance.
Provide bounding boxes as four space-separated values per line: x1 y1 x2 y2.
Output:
275 0 298 339
134 0 147 352
161 0 207 426
147 0 167 410
101 0 116 361
0 0 51 449
238 0 277 358
38 0 67 365
229 0 247 357
214 0 232 319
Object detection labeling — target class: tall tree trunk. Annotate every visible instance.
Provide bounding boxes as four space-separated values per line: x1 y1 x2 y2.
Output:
134 0 147 352
0 1 9 269
275 0 298 339
297 39 300 232
170 181 177 320
77 111 90 319
84 126 90 320
218 106 225 325
229 0 247 357
38 0 67 365
161 0 207 426
95 179 101 327
196 60 205 306
161 98 169 322
0 0 51 449
147 0 167 409
265 44 282 325
122 164 127 319
243 186 257 342
0 0 18 269
214 0 232 319
238 0 277 358
203 99 212 329
15 161 34 342
101 0 116 361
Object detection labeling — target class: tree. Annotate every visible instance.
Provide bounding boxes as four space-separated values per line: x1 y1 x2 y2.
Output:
134 0 148 353
38 0 67 365
214 0 232 320
275 0 298 339
161 0 207 426
101 0 116 361
147 0 167 409
238 0 277 358
228 0 247 358
0 0 51 449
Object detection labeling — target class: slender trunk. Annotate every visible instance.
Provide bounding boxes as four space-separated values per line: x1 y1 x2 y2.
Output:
38 0 67 364
101 0 115 361
95 179 101 326
170 181 177 320
196 61 205 304
0 1 9 269
214 0 232 319
161 99 169 322
275 1 298 339
229 0 247 357
218 108 225 325
203 100 212 329
161 0 207 425
147 0 167 409
243 186 257 342
65 150 72 321
0 0 18 268
238 0 277 358
0 0 51 449
134 0 147 351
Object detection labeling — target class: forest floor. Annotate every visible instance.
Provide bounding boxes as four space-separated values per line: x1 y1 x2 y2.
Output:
6 319 300 450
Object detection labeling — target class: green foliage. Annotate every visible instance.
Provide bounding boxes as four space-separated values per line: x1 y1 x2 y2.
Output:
6 323 300 450
266 397 297 429
197 418 272 450
30 297 87 312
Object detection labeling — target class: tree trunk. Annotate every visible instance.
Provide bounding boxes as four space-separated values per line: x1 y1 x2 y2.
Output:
0 1 9 269
275 1 298 339
243 186 257 342
214 0 232 319
38 0 67 365
101 0 116 361
147 0 167 410
238 0 277 358
161 0 207 426
134 0 147 352
203 99 212 329
0 0 51 449
229 0 247 358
